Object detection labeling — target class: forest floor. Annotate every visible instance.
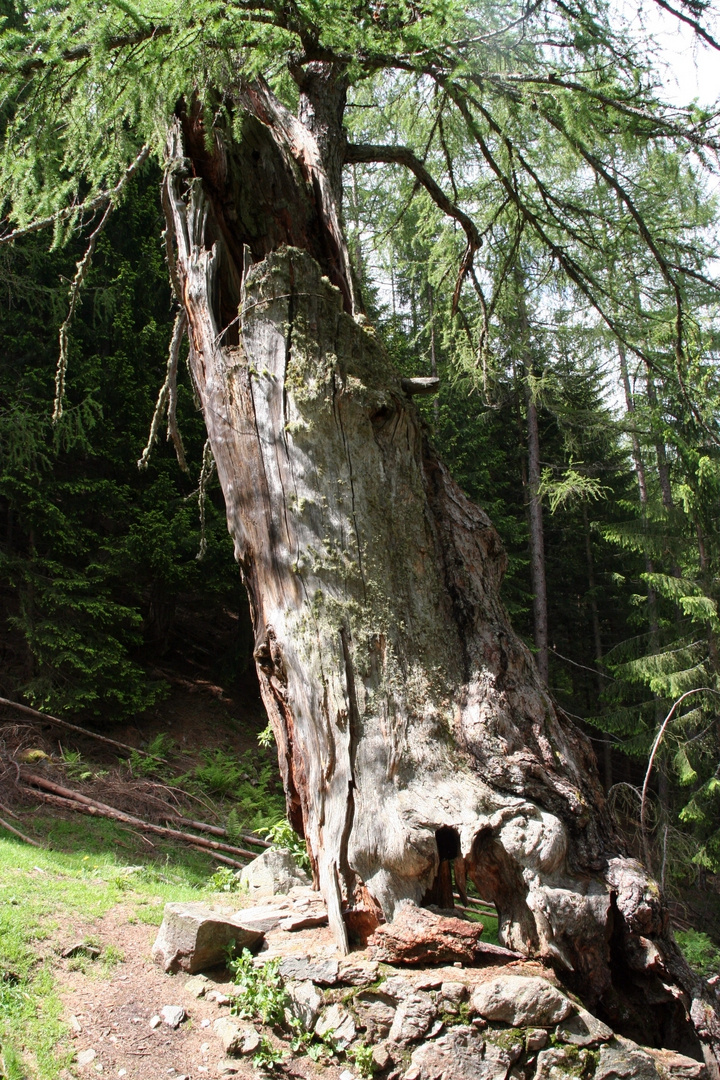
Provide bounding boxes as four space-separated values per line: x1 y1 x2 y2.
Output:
0 648 499 1080
0 644 281 1080
0 633 716 1080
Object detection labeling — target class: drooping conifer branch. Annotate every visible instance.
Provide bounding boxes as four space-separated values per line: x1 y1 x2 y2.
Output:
344 142 481 311
138 308 188 471
53 201 113 423
0 145 150 246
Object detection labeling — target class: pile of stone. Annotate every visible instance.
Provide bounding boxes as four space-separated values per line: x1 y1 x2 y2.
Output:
151 850 709 1080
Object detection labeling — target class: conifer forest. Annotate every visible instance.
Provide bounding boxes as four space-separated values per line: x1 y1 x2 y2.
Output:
3 0 720 1073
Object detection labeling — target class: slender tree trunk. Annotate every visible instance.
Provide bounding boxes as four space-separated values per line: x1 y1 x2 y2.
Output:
514 272 549 685
619 345 661 640
426 281 439 424
619 348 671 825
526 386 549 684
161 83 720 1067
583 506 611 791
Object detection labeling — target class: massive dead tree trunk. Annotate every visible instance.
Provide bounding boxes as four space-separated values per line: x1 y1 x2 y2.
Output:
162 82 720 1070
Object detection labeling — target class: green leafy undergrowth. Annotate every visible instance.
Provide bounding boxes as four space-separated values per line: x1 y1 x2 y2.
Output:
228 950 289 1027
179 747 285 834
0 813 222 1080
262 820 311 874
676 929 720 978
227 950 375 1075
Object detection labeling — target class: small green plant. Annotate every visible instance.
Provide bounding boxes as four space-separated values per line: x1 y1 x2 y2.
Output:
263 820 311 874
59 749 94 782
252 1035 285 1071
209 866 243 892
228 950 288 1027
128 732 174 778
177 747 285 834
676 929 720 978
101 945 125 971
257 723 275 748
349 1040 376 1077
0 1042 26 1080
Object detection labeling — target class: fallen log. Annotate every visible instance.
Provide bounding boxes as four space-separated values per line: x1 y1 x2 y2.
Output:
194 848 247 870
0 813 42 847
453 893 497 917
170 815 270 849
0 696 163 760
20 774 259 859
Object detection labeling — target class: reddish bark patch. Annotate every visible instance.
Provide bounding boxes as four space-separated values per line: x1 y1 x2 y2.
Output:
343 886 385 945
368 905 486 966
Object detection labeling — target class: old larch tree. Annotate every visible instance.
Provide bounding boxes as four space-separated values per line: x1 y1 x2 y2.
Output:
2 0 719 1067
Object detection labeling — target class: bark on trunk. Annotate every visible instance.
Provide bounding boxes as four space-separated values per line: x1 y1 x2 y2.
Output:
161 92 720 1069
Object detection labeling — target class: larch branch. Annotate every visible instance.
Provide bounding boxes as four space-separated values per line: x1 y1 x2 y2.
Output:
345 142 480 309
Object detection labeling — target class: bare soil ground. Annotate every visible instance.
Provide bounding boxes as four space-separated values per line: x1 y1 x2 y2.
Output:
52 895 547 1080
56 906 267 1080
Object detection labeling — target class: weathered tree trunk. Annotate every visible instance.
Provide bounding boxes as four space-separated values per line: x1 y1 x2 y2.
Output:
162 86 720 1070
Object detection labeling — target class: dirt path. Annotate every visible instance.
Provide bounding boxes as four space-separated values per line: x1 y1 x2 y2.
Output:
55 905 344 1080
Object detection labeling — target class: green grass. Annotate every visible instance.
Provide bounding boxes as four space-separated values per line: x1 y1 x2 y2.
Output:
478 910 500 945
0 813 223 1080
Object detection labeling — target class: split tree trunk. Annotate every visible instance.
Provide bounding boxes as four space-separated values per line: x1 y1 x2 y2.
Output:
162 87 720 1069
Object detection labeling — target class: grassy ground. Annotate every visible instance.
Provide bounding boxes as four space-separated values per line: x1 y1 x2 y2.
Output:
0 813 223 1080
0 807 502 1080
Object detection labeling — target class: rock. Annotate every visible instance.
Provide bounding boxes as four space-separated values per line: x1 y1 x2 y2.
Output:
536 1047 599 1080
285 979 324 1030
240 1028 261 1054
337 958 379 986
239 848 311 897
595 1037 663 1080
369 905 486 966
372 1044 394 1071
152 902 263 974
388 993 437 1045
206 990 231 1005
184 974 209 998
63 942 101 960
526 1029 548 1052
355 991 397 1038
381 976 418 1001
645 1048 708 1079
340 1071 355 1080
409 1025 514 1080
160 1005 186 1029
440 981 467 1005
214 1018 244 1055
149 1015 161 1029
471 976 573 1027
556 1007 613 1047
279 956 339 985
229 903 291 934
277 910 328 931
213 1018 259 1055
77 1049 97 1066
216 1060 243 1076
314 1003 357 1048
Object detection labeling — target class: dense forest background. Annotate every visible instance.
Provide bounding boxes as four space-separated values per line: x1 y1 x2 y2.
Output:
2 25 720 945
